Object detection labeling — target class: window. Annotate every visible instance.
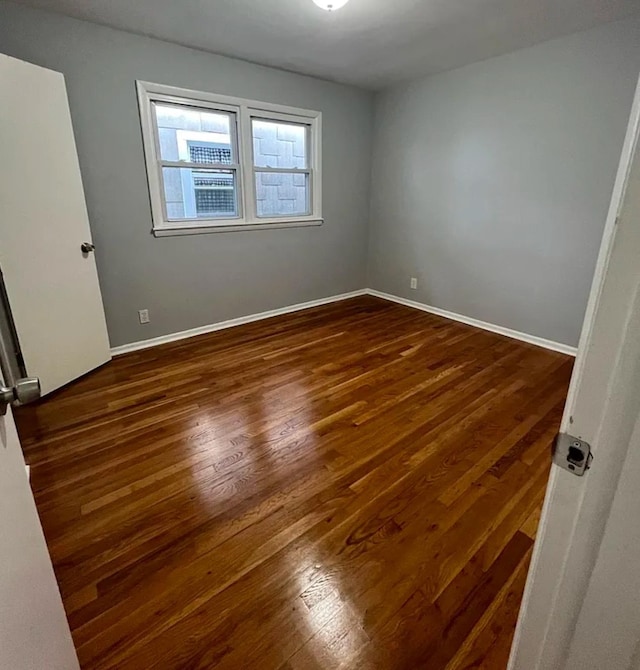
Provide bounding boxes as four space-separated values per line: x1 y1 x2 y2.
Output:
137 81 322 236
252 118 310 218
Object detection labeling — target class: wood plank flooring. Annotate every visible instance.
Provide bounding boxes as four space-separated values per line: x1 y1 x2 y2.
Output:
15 296 573 669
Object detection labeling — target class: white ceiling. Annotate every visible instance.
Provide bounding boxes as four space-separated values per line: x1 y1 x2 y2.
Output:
12 0 640 89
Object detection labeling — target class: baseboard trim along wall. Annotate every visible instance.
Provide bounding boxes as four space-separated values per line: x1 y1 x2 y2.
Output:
111 288 578 357
110 290 369 355
367 289 578 356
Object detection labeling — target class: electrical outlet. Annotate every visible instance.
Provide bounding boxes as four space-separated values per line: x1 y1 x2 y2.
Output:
410 277 418 290
138 309 150 324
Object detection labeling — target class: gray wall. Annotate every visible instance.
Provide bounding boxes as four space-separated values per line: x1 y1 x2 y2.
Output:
368 17 640 347
0 1 373 347
2 3 639 350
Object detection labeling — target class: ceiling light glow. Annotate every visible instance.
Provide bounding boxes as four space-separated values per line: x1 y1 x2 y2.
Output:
312 0 350 10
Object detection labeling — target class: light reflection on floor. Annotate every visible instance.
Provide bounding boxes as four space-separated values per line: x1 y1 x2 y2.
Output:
187 381 320 513
290 556 370 667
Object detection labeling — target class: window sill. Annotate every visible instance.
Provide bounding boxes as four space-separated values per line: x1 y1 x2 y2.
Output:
152 218 324 237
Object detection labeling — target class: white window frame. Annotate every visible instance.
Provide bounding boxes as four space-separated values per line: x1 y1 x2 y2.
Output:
137 81 323 237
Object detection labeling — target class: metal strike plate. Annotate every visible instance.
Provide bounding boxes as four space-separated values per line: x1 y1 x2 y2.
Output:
553 433 593 476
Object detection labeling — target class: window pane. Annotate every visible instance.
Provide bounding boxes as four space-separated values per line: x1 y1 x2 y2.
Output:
154 103 234 164
162 167 238 220
252 119 307 169
255 171 309 218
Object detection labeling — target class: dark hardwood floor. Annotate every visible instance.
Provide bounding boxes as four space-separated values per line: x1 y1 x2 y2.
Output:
15 296 573 669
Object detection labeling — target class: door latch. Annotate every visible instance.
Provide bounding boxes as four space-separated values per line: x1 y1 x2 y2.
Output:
553 433 593 476
0 377 41 415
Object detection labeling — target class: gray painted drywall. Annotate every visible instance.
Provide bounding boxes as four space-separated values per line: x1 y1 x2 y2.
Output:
368 17 640 347
2 3 639 351
0 1 373 347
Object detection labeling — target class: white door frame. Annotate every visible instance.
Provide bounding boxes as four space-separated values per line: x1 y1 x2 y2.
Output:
0 401 79 670
509 74 640 669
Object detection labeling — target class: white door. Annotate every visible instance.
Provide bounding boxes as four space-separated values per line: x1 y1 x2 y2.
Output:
0 53 111 396
509 75 640 669
0 404 79 669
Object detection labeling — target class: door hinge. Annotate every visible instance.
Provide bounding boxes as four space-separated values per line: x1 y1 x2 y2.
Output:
553 433 593 476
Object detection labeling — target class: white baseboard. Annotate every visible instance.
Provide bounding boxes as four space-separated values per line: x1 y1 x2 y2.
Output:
110 290 368 356
111 287 577 358
366 289 577 357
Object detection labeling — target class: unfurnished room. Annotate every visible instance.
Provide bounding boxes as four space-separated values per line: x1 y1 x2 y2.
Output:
2 1 640 669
